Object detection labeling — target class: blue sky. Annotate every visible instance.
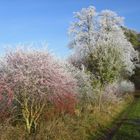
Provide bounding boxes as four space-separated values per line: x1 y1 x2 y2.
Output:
0 0 140 57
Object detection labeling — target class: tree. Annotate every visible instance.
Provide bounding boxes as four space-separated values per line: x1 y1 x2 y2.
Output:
0 49 78 133
122 27 140 49
68 6 138 110
68 6 97 65
122 27 140 89
98 10 138 76
68 6 138 80
86 44 124 87
85 43 125 109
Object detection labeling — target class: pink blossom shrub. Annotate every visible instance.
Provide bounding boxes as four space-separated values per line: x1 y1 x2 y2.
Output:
51 92 77 114
0 49 78 116
0 80 13 122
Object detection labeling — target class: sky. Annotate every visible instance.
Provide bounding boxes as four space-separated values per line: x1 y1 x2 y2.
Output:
0 0 140 58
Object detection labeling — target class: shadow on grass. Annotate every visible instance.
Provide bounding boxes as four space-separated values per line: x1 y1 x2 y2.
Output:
96 98 140 140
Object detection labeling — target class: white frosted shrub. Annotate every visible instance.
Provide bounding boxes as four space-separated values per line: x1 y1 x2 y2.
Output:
64 62 94 100
102 83 121 103
102 80 135 103
119 80 135 93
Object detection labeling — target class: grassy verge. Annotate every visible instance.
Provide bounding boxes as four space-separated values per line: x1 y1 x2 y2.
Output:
0 95 133 140
112 98 140 140
90 96 133 140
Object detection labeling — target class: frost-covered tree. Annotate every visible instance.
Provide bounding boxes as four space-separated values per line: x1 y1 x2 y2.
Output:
68 6 97 64
68 6 138 80
98 10 138 76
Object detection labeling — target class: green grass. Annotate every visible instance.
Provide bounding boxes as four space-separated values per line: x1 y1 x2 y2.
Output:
112 98 140 140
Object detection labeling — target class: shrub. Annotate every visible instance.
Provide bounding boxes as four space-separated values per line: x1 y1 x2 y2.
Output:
0 81 13 122
119 80 135 93
0 49 78 133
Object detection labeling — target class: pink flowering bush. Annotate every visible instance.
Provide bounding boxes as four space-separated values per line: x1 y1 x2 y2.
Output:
0 81 13 122
0 49 78 133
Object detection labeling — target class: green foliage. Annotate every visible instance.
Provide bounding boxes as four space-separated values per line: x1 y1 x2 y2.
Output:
86 44 124 87
122 27 140 49
122 27 140 89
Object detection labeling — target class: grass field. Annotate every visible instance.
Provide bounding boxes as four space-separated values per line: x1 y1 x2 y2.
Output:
112 98 140 140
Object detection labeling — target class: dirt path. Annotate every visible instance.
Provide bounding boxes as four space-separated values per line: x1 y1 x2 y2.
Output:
97 116 128 140
99 118 140 140
98 94 140 140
